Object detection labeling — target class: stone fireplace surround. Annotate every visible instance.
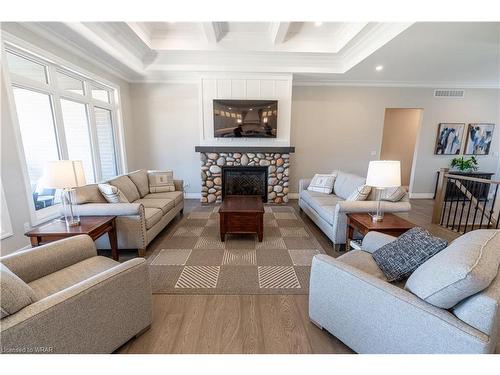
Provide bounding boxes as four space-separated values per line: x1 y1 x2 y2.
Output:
196 146 295 204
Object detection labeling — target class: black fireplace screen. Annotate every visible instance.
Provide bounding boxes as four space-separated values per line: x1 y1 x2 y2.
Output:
222 166 268 202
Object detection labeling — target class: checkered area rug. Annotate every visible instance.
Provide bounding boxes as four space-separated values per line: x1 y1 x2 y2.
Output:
148 205 326 295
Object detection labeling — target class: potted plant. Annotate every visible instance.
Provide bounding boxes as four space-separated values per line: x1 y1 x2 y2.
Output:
450 156 479 172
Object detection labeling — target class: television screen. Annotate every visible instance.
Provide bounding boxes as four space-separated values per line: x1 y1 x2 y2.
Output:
213 100 278 138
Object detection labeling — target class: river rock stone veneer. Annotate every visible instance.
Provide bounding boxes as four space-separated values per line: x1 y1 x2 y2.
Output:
200 152 290 204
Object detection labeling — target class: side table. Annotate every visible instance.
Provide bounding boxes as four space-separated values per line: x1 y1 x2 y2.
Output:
346 213 415 250
25 216 119 261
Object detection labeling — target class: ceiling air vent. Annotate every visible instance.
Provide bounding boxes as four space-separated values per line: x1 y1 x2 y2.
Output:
434 89 465 98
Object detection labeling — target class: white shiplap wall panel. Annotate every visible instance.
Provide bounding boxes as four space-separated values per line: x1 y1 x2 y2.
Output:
200 74 293 147
217 79 232 99
245 80 261 97
230 80 246 98
260 80 275 98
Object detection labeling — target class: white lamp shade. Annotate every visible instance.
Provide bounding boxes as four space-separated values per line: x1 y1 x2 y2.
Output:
41 160 87 189
366 160 401 188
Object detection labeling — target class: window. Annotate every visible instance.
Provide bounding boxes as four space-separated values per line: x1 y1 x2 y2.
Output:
90 84 110 103
60 99 95 183
6 51 48 84
57 71 84 96
5 43 123 223
1 180 14 240
12 88 62 211
94 107 118 180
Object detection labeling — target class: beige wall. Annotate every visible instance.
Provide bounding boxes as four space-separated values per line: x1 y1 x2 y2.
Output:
128 83 200 194
0 26 133 255
126 84 499 199
380 108 422 186
290 86 500 195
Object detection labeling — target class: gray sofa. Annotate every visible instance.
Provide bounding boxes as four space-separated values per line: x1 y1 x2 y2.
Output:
299 170 411 248
0 235 152 353
309 230 500 354
72 169 184 257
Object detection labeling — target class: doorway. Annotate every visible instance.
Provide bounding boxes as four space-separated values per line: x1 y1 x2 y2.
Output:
380 108 423 194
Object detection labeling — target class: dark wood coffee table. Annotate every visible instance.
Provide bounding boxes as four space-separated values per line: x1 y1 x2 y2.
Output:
25 216 119 260
219 195 264 242
346 213 416 250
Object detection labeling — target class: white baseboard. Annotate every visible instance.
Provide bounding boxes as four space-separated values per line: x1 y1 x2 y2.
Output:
409 193 434 199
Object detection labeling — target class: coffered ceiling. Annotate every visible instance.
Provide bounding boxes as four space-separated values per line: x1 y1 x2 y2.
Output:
3 22 499 87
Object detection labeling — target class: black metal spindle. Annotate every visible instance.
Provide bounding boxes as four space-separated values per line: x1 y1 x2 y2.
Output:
487 184 498 229
478 183 488 229
441 177 450 226
488 184 500 228
457 180 468 233
463 180 478 234
451 179 461 231
471 180 482 231
445 178 455 228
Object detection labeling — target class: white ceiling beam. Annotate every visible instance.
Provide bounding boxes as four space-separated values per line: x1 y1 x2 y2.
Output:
126 22 153 49
202 22 225 43
271 22 291 44
63 22 146 76
340 22 413 73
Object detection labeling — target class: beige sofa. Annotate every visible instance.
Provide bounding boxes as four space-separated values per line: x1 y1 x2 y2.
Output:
0 235 152 353
72 169 184 256
309 230 500 353
299 170 411 248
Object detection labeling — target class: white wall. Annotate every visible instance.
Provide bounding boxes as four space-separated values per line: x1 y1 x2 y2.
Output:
200 74 293 147
290 86 500 195
0 25 133 255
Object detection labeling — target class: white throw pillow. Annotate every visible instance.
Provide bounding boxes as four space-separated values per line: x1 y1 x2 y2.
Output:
405 230 500 309
307 174 336 194
98 183 129 203
381 186 406 202
346 185 372 201
148 170 175 193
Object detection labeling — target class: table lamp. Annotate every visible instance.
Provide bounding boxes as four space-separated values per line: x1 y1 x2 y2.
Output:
41 160 86 227
366 160 401 222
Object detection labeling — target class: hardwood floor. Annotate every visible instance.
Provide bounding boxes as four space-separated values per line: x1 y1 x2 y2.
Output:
116 198 458 354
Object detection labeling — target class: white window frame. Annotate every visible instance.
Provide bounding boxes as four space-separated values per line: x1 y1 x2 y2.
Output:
1 34 128 225
1 179 14 240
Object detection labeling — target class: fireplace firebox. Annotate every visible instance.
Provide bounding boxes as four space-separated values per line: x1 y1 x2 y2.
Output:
222 166 268 202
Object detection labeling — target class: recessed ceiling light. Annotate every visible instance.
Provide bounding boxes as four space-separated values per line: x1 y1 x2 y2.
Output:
314 22 323 27
375 65 384 71
228 107 232 110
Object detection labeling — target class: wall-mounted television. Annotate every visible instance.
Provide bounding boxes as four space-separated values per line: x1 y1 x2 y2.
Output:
213 99 278 138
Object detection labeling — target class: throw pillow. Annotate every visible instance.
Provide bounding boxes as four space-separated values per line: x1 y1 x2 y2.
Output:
1 264 38 318
307 174 336 194
128 170 149 198
381 186 407 202
73 184 107 204
405 229 500 309
148 170 175 193
108 175 140 202
98 183 129 203
372 227 448 282
346 185 372 201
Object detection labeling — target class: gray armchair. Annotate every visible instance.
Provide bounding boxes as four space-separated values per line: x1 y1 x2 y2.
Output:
309 230 500 354
0 235 152 353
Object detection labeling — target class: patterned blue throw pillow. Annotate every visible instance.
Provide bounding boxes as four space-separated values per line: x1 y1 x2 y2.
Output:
372 227 448 282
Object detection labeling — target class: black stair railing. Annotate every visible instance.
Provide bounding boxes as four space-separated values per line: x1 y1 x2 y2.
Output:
433 168 499 234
